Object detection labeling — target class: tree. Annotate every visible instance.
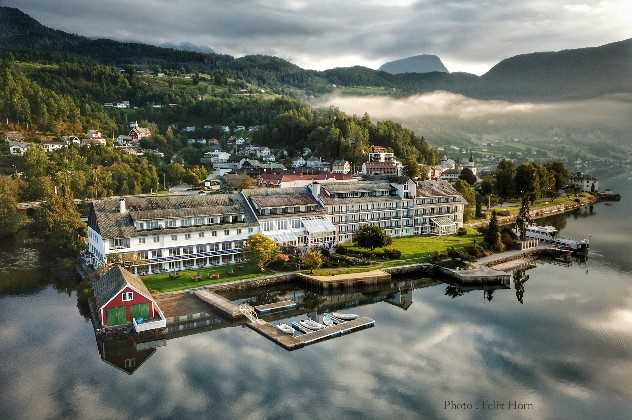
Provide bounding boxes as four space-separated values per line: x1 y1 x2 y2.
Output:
404 157 420 178
0 177 23 238
495 160 516 198
515 162 540 201
454 179 475 222
545 161 569 191
459 167 477 185
515 195 533 240
243 233 278 271
300 249 323 274
354 224 392 250
484 210 504 252
475 195 483 219
35 184 86 255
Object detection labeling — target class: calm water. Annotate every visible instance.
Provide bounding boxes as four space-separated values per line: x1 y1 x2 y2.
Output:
1 176 632 420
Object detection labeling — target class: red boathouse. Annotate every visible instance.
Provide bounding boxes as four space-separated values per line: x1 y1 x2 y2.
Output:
93 265 166 331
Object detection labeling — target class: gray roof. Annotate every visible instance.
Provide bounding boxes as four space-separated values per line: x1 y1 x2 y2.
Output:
93 265 154 308
90 194 256 239
416 180 464 199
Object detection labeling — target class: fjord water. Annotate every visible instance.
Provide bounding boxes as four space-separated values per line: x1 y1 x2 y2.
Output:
1 176 632 420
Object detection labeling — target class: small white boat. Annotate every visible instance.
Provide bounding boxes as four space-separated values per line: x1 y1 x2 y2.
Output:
291 321 309 334
276 323 294 334
300 319 326 331
322 314 335 327
332 312 359 321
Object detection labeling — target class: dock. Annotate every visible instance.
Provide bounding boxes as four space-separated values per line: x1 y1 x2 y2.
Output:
254 300 297 315
298 270 391 289
248 317 375 350
193 290 243 319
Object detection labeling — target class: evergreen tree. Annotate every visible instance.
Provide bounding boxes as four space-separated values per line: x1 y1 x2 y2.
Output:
485 210 504 251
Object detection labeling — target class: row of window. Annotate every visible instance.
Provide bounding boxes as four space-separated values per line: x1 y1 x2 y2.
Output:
135 214 245 231
261 218 303 232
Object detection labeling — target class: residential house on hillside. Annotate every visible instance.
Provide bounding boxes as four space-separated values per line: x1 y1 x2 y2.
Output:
201 151 231 164
41 140 67 152
331 160 352 174
129 126 152 142
440 168 461 181
362 161 402 176
7 140 30 156
258 173 355 188
368 146 395 162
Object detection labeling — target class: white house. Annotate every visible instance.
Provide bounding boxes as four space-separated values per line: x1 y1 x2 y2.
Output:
201 151 231 164
331 160 352 174
41 141 67 153
570 172 599 192
292 157 306 168
8 140 30 156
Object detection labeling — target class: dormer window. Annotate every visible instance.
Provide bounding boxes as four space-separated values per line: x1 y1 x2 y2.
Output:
122 291 133 302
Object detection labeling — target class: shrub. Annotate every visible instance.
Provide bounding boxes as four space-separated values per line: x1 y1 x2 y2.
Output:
383 247 402 259
457 227 468 236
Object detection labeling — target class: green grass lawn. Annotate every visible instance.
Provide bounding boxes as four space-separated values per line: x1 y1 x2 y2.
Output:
142 263 271 293
338 229 483 269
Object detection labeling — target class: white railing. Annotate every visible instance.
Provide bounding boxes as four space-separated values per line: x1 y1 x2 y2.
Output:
133 317 167 333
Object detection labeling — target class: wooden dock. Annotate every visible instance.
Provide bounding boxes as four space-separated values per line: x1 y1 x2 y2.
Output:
298 270 391 290
254 300 297 315
248 317 375 350
193 290 243 319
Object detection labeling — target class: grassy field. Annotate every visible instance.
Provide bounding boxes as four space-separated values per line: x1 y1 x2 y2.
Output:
143 263 270 293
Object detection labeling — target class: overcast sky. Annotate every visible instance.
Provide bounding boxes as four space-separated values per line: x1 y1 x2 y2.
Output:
7 0 632 74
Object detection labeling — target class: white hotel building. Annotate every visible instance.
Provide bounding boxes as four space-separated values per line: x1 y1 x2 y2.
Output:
87 179 465 275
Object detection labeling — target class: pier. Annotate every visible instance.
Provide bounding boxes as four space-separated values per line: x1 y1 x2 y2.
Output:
254 300 297 315
298 269 392 289
248 317 375 350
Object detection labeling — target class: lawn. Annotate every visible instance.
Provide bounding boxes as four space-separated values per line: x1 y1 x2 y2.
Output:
339 229 483 268
142 263 271 293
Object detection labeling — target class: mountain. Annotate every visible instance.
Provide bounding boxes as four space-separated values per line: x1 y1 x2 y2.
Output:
159 42 215 54
1 7 632 100
480 38 632 99
379 54 448 74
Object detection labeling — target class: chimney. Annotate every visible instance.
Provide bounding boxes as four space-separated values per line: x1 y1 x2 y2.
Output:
309 182 321 198
119 198 127 214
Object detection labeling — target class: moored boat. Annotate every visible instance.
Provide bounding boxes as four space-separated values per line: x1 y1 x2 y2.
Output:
291 321 309 334
277 323 294 334
300 319 326 331
332 312 359 321
518 224 590 252
322 314 335 327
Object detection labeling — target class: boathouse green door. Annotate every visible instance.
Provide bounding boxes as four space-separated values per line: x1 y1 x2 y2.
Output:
131 303 149 320
107 306 126 326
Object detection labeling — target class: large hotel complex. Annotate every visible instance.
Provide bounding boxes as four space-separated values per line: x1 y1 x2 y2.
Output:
87 179 465 275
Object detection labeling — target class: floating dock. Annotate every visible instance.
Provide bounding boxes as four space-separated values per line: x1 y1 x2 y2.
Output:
254 300 297 315
248 316 375 350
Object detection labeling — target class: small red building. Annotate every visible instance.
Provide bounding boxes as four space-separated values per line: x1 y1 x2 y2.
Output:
93 266 165 331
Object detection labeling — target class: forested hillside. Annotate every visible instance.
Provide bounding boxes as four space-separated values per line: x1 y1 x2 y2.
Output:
3 6 631 100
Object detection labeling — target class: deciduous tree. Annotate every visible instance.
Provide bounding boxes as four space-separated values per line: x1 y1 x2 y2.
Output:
244 233 278 271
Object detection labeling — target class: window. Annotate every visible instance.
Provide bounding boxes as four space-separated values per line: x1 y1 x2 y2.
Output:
212 231 217 237
153 235 159 243
171 234 178 241
185 233 191 240
248 227 254 233
237 229 242 234
224 229 230 236
167 219 176 228
199 232 205 238
122 291 133 302
138 237 146 244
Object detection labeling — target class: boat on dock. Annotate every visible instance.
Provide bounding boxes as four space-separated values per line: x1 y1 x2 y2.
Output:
322 314 335 327
332 312 359 321
276 323 295 335
291 321 309 334
597 189 621 202
519 225 590 252
300 319 326 331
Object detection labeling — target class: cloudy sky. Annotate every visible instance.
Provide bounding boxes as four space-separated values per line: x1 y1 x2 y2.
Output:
8 0 632 74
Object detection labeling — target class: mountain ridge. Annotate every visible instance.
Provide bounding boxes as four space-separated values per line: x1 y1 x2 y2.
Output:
1 7 632 100
379 54 448 74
